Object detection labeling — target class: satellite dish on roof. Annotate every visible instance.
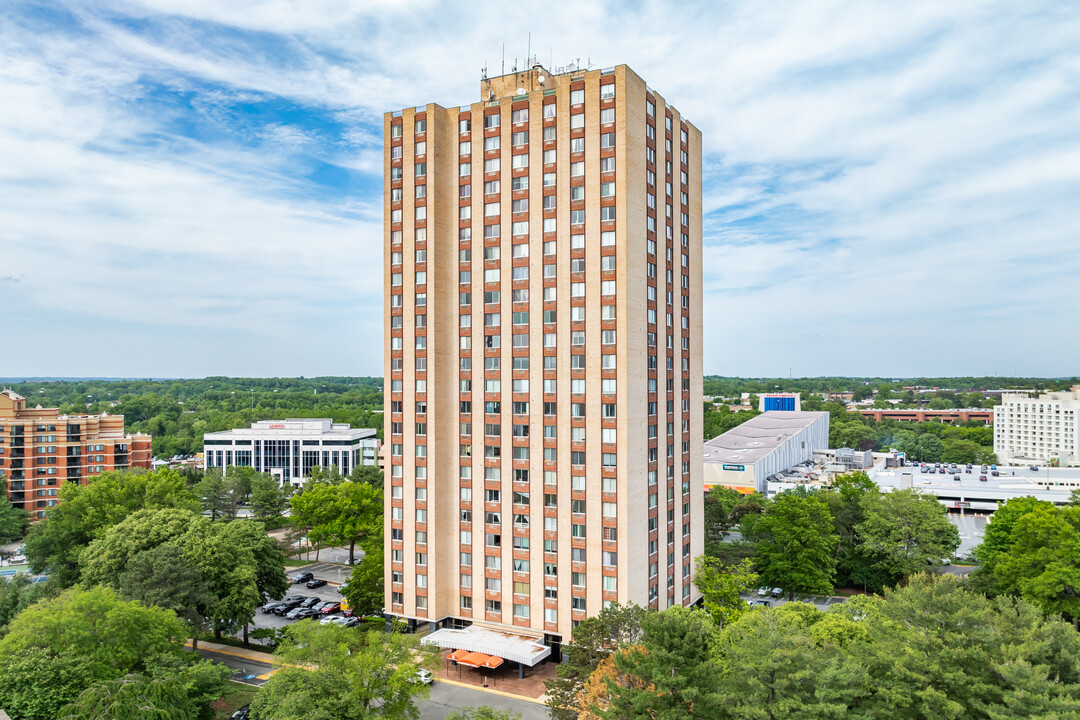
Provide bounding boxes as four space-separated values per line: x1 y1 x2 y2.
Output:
516 87 527 95
538 74 546 84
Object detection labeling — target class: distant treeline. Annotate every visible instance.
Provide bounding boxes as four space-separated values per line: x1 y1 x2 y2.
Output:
7 375 1075 459
702 375 1077 398
6 377 383 459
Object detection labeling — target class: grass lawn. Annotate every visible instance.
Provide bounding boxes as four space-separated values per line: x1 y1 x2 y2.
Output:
283 557 310 567
212 681 258 719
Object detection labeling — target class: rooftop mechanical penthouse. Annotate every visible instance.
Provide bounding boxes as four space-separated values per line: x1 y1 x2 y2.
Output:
382 62 703 656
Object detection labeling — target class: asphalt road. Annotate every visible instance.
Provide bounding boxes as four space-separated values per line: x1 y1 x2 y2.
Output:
197 647 273 686
197 646 548 718
418 683 549 720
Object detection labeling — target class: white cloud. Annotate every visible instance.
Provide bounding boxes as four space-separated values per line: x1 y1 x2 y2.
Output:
0 0 1077 376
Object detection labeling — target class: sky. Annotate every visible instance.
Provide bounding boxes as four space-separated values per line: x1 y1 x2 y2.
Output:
1 0 1078 379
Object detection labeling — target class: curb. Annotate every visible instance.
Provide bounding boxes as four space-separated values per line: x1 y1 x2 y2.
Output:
432 676 547 705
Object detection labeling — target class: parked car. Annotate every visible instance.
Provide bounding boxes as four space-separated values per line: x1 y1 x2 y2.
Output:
320 601 342 615
299 596 321 608
770 587 783 598
338 616 361 628
1030 465 1040 472
272 598 307 616
953 475 961 481
291 608 320 620
752 600 771 608
307 578 328 589
992 470 1000 476
411 669 434 685
292 572 314 584
260 602 287 614
230 705 250 720
980 475 988 482
938 468 946 474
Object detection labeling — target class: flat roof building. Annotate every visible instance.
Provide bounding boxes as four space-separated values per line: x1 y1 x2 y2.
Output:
203 419 379 485
758 393 800 412
704 411 829 494
0 389 152 520
383 61 704 654
994 387 1080 467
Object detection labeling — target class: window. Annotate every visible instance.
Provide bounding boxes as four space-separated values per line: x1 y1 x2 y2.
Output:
512 130 528 146
460 118 471 134
570 89 584 104
543 103 556 118
512 107 529 124
391 124 403 138
484 113 500 129
512 154 529 169
484 158 500 173
484 136 500 151
570 114 585 130
415 118 427 133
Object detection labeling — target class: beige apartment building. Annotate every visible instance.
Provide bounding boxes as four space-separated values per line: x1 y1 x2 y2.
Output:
383 62 703 657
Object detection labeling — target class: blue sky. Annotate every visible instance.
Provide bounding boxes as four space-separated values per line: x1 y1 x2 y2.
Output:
1 0 1077 378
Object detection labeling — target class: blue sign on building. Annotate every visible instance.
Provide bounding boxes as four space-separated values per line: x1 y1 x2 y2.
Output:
764 396 796 412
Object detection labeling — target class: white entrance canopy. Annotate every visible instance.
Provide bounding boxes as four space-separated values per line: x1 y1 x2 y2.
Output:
422 625 552 666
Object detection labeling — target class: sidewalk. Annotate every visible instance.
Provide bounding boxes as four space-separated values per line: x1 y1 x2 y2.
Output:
186 640 277 665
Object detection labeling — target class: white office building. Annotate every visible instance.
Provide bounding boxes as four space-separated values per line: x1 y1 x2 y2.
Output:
994 387 1080 467
703 411 830 493
203 419 379 485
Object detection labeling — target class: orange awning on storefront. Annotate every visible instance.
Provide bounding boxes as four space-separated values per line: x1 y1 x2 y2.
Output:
480 655 504 669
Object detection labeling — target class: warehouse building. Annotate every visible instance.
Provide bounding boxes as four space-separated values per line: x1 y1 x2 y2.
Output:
703 411 829 493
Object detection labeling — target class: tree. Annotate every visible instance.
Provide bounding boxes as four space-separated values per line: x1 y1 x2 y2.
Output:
0 476 29 543
23 468 199 586
179 517 263 641
915 433 945 462
854 488 960 592
117 543 216 642
715 604 867 718
545 603 646 720
290 480 381 565
993 505 1080 625
693 556 757 628
823 471 878 588
446 709 522 720
349 463 384 490
576 651 652 720
342 541 384 617
56 673 195 720
79 508 200 587
752 491 839 598
970 496 1055 596
250 620 439 720
928 397 952 410
604 607 724 719
702 486 768 556
859 574 1080 718
0 571 56 632
941 438 982 464
0 586 188 679
250 472 289 519
56 654 230 720
194 468 234 521
0 648 96 720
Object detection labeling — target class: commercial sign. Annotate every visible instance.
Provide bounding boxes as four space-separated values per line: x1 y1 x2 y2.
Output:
269 423 285 429
722 464 745 471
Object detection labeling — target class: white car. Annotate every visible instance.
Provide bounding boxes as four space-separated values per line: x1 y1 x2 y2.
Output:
412 669 434 685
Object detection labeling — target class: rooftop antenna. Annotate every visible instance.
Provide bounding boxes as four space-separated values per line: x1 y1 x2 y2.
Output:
501 43 505 75
527 32 531 68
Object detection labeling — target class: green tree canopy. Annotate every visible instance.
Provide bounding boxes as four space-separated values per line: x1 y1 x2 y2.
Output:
544 603 646 720
693 556 757 629
853 488 960 592
23 468 199 586
251 620 439 720
0 586 188 679
751 491 839 598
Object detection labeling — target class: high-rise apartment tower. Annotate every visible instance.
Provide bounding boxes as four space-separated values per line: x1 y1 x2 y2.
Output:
383 63 702 652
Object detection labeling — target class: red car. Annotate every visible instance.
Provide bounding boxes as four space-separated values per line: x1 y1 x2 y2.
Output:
320 602 341 614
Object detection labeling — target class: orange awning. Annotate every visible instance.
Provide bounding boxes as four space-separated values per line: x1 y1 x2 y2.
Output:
481 655 504 669
456 651 491 668
448 649 472 663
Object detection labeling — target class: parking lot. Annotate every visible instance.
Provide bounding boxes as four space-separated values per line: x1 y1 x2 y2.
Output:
247 563 356 634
